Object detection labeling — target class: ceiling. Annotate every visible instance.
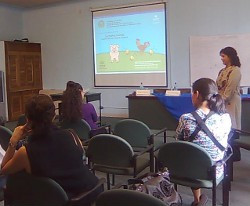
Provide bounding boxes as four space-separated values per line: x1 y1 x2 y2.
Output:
0 0 74 8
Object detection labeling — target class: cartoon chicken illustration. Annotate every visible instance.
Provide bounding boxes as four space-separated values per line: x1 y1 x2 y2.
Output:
136 39 150 52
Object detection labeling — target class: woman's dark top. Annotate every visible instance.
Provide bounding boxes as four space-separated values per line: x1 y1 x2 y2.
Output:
25 126 98 197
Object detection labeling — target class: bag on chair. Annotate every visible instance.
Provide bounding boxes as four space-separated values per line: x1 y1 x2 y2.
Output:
128 171 182 206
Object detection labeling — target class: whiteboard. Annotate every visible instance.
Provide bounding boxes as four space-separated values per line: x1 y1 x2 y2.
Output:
190 34 250 86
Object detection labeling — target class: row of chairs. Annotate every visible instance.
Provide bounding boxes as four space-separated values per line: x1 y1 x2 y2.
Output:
1 134 233 206
1 116 250 205
5 172 167 206
87 134 232 206
60 118 168 180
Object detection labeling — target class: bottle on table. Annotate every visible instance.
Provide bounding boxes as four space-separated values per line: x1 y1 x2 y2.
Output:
140 82 144 90
173 82 177 90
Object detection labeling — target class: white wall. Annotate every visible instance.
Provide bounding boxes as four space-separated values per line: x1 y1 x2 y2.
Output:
168 0 250 88
0 5 23 120
22 0 250 117
0 4 23 41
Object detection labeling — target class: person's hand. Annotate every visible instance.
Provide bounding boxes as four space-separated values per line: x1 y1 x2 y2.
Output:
10 124 31 144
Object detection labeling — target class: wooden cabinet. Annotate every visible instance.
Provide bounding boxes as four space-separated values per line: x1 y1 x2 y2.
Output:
0 41 43 121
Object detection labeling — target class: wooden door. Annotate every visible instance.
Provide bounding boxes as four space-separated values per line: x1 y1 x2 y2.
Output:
8 92 22 121
5 42 43 121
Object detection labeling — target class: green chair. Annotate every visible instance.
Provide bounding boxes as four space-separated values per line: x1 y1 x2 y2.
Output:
60 119 110 143
60 119 92 141
234 129 250 151
157 141 231 206
227 129 250 181
4 171 105 206
95 189 166 206
0 126 13 151
0 126 11 201
114 119 167 149
87 134 152 190
114 119 167 172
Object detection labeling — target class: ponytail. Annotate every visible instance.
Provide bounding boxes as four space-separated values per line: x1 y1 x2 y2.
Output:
193 78 226 114
208 93 226 114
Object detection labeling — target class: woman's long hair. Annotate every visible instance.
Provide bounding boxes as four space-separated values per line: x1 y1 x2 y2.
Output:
220 47 241 67
25 94 55 136
192 78 225 114
62 82 83 122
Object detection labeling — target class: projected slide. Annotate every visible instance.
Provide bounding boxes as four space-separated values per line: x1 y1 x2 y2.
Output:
93 3 167 86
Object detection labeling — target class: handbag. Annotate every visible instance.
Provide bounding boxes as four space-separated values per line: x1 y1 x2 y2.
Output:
128 171 182 206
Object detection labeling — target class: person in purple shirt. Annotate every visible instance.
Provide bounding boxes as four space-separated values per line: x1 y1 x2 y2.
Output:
81 103 98 130
62 81 98 129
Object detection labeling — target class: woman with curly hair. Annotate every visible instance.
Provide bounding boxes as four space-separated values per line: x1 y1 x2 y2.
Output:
62 81 98 129
62 82 83 123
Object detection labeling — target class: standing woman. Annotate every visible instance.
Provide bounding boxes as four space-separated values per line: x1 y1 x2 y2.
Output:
216 47 241 129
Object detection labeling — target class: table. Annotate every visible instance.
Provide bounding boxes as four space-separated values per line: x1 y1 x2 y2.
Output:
127 95 178 130
127 94 250 132
50 92 102 124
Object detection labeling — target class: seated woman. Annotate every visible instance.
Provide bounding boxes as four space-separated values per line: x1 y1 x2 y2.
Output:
62 82 83 123
82 102 98 129
1 95 100 201
176 78 231 206
62 81 98 129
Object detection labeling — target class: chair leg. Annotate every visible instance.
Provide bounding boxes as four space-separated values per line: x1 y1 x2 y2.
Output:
112 174 115 186
106 173 111 190
212 182 217 206
226 159 232 191
150 149 154 172
174 184 177 191
222 177 230 206
229 158 234 182
164 131 167 143
155 156 158 172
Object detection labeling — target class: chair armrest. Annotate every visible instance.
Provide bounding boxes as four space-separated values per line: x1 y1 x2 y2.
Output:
70 178 105 202
234 129 250 136
133 144 154 158
147 128 168 144
149 127 174 144
152 127 168 137
90 124 112 136
214 147 233 167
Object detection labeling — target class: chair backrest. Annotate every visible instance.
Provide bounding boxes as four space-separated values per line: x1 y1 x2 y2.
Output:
60 119 91 141
87 134 134 168
157 141 213 180
114 119 151 148
96 189 166 206
0 126 13 151
5 172 68 206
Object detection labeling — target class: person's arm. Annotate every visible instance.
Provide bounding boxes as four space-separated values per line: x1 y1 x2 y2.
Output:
221 68 241 102
1 125 31 174
1 147 30 175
